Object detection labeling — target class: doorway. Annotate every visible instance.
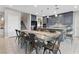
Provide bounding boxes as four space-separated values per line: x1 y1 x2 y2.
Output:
0 12 4 38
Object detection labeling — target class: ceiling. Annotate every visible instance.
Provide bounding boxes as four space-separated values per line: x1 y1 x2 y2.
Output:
0 5 79 16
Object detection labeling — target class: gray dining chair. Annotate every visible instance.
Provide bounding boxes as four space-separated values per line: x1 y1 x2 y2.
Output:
27 33 45 54
19 32 29 48
43 33 63 54
15 29 21 45
65 26 73 43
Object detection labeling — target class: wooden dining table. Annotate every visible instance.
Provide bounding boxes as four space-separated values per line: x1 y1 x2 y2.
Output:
20 30 61 53
21 30 61 42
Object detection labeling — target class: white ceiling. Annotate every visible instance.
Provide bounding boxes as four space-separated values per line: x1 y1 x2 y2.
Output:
0 5 79 16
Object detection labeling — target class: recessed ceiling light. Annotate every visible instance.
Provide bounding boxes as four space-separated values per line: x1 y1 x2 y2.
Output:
55 14 58 17
36 12 38 15
47 16 49 18
74 6 78 9
34 5 37 8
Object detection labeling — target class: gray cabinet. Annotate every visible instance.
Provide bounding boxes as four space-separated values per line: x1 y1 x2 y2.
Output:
43 12 73 27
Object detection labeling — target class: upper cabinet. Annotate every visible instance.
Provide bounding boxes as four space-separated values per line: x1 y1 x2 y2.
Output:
43 11 73 27
63 12 73 25
31 15 37 21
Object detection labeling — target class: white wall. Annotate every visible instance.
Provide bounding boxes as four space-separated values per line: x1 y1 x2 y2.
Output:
26 14 31 30
4 9 21 37
73 11 79 37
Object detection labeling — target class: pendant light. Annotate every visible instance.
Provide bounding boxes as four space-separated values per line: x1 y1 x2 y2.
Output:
55 14 58 17
54 5 59 17
34 5 38 8
47 16 49 18
47 8 49 18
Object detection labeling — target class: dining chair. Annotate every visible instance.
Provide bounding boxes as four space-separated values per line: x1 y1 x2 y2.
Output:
28 33 39 54
19 31 29 48
28 33 45 54
43 33 62 54
65 26 73 43
15 29 21 45
43 40 61 54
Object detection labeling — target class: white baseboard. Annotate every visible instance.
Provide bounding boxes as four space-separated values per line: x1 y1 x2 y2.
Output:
4 35 17 38
73 36 79 38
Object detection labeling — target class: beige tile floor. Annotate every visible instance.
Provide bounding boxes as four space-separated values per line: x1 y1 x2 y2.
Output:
0 29 78 54
0 37 25 54
0 36 79 54
0 28 79 54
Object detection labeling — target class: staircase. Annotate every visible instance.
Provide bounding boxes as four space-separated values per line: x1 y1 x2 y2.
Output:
21 21 26 30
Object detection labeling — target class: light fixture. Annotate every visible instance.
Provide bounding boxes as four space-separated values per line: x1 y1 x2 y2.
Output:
46 8 50 18
55 14 58 17
54 11 58 17
54 5 59 17
47 16 49 18
1 17 4 21
74 5 78 9
34 5 37 8
9 5 13 7
36 12 38 15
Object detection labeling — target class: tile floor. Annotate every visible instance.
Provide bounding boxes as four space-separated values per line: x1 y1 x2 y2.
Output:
0 36 79 54
0 28 78 54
